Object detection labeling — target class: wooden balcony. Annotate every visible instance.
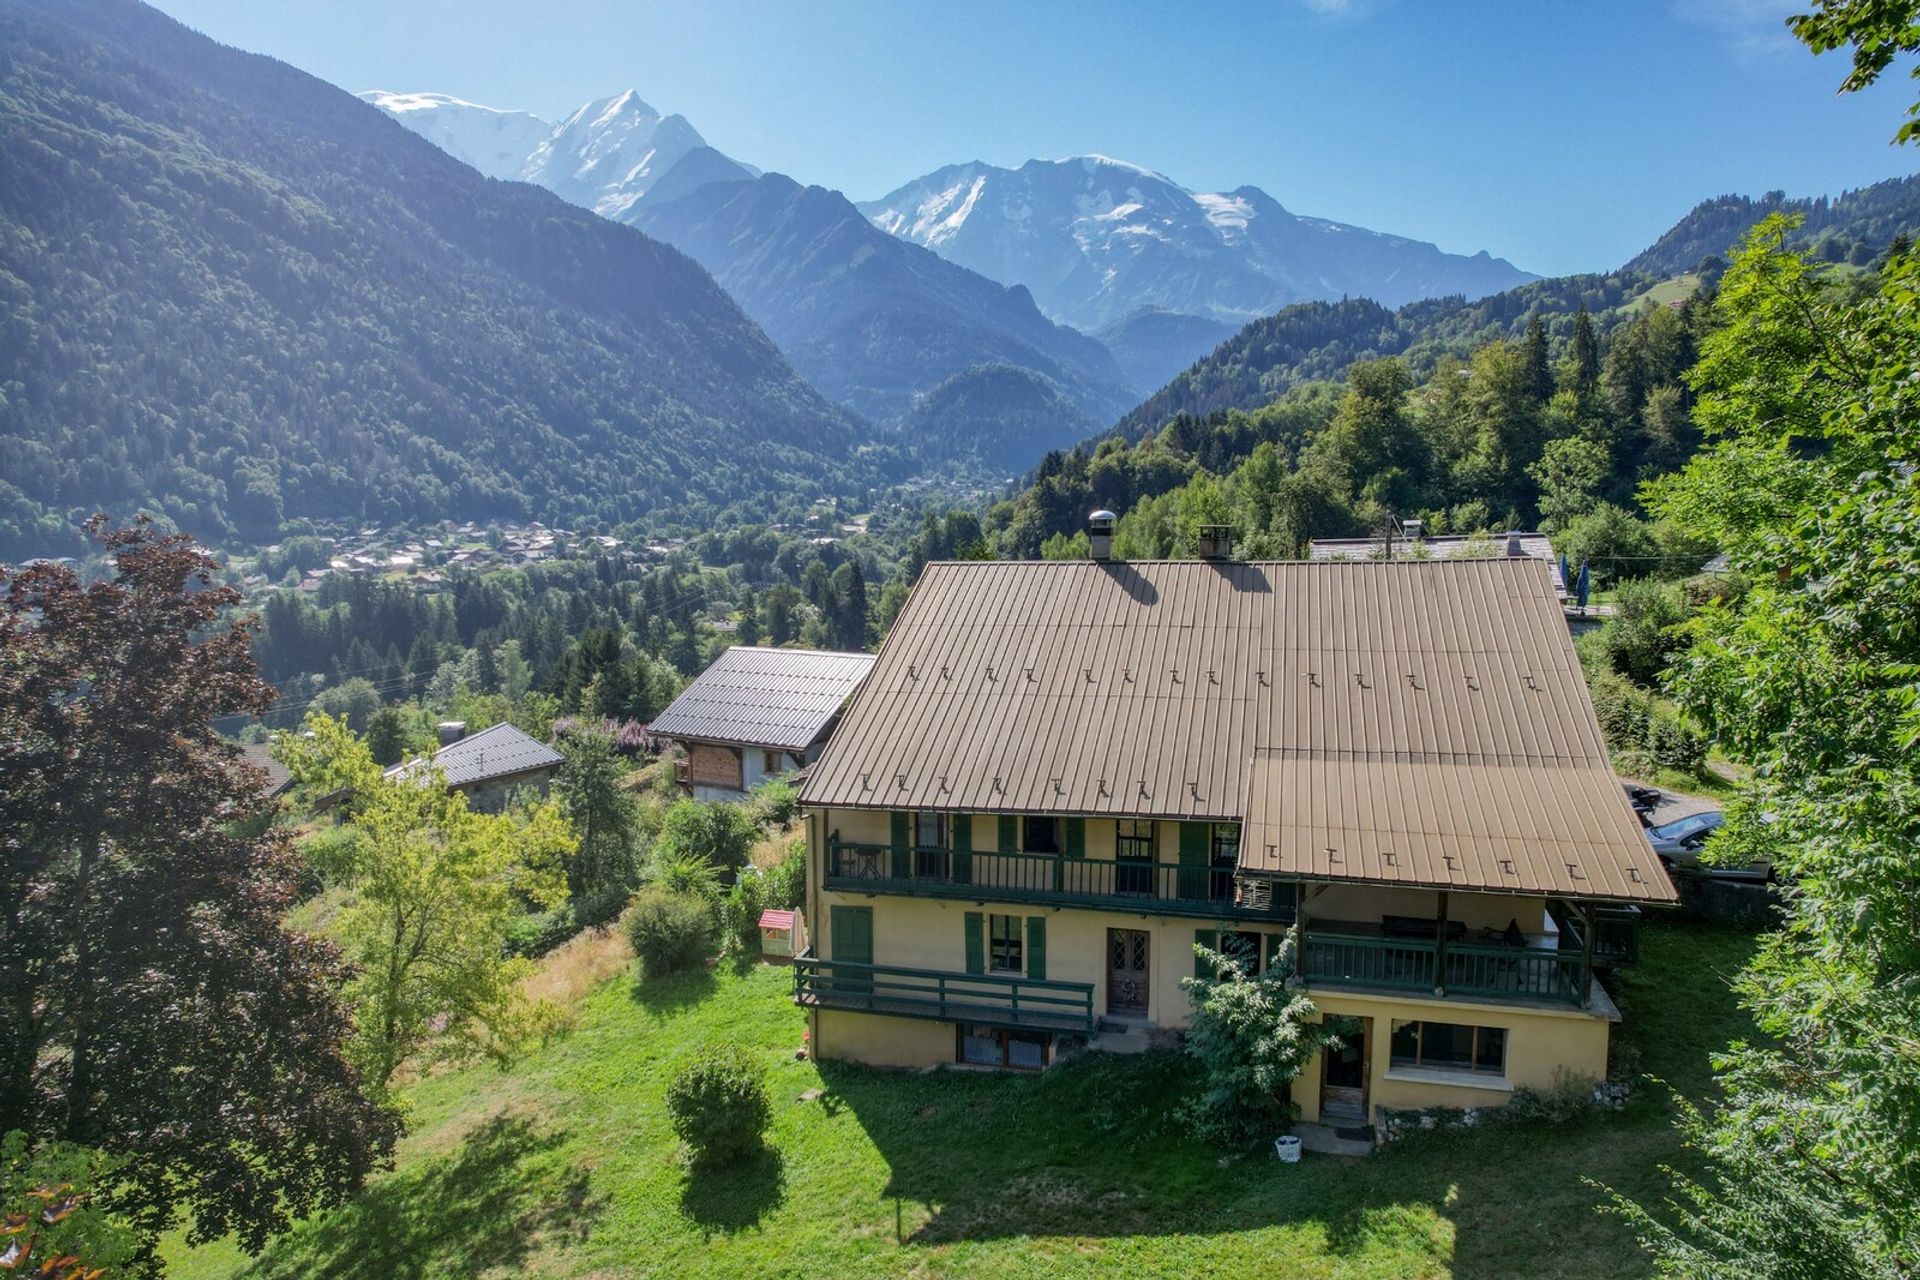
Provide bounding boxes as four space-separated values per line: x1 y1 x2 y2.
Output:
1299 924 1591 1007
824 839 1295 923
791 952 1096 1035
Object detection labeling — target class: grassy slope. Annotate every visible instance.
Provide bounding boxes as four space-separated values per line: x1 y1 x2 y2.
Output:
164 921 1755 1280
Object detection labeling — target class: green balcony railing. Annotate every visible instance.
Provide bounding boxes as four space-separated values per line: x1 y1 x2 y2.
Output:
825 839 1294 922
1300 927 1590 1007
791 952 1096 1035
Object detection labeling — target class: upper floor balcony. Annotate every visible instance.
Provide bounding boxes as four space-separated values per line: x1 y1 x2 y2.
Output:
823 838 1295 924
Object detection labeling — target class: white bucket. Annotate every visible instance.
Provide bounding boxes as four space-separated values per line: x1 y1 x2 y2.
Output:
1274 1134 1302 1163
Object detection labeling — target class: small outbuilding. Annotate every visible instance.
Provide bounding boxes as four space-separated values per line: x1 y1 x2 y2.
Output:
650 646 876 802
757 907 804 958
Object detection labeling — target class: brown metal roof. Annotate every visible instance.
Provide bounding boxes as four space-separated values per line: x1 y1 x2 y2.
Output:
651 646 876 752
800 557 1674 904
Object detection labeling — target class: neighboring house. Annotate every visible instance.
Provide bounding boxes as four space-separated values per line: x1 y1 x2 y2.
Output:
386 721 563 813
794 543 1673 1126
651 646 877 803
238 742 294 800
1308 529 1567 601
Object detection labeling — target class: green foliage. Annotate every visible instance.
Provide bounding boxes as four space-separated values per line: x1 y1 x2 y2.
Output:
0 1131 134 1275
625 890 717 979
663 1046 772 1166
1529 436 1609 531
760 841 807 912
719 877 765 957
743 779 799 832
1178 931 1336 1149
1557 503 1658 587
279 714 575 1093
647 852 725 901
1602 578 1690 686
1610 220 1920 1274
654 800 755 874
364 706 412 768
556 727 641 906
1499 1069 1600 1126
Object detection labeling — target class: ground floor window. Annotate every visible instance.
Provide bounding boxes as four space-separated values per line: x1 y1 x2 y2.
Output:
1389 1020 1507 1076
989 913 1023 973
959 1025 1051 1070
1220 929 1263 974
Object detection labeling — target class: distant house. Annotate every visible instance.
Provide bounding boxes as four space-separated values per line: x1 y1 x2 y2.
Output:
651 646 877 802
238 743 294 800
387 721 564 813
1308 529 1567 601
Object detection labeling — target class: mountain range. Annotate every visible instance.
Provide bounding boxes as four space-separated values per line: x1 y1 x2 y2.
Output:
0 0 870 558
859 157 1538 333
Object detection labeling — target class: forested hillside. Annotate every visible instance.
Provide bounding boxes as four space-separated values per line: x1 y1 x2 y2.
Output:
1107 273 1658 441
1624 173 1920 275
0 0 881 558
990 285 1710 563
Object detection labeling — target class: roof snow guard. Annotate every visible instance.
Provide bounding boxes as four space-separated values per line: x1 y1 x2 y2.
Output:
801 558 1673 905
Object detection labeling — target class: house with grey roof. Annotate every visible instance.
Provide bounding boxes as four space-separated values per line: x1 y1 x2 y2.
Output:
386 721 564 813
1308 529 1567 600
650 646 877 802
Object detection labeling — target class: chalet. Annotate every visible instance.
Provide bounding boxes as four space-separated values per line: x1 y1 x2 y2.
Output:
1308 528 1568 601
794 526 1673 1125
651 646 876 802
387 721 563 813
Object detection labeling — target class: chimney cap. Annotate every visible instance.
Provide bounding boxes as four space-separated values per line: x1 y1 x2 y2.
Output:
1088 509 1118 525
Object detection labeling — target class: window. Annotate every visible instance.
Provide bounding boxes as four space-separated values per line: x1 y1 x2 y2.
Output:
1389 1020 1507 1076
1209 822 1241 900
763 750 781 775
1115 818 1155 895
989 914 1023 973
1023 815 1062 854
960 1026 1051 1070
913 812 951 878
1220 929 1262 974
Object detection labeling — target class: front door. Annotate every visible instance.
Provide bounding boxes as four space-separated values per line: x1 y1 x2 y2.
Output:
1320 1017 1370 1125
1107 929 1150 1015
830 905 873 996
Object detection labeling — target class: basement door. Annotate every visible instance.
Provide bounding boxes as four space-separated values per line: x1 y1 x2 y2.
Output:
1320 1017 1371 1125
1107 928 1150 1015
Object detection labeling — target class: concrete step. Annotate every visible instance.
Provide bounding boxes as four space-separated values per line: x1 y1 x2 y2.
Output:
1091 1028 1152 1055
1291 1121 1376 1158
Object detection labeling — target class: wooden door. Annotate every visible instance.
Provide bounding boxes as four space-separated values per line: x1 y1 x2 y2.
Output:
1320 1017 1370 1124
830 905 873 995
1107 929 1150 1015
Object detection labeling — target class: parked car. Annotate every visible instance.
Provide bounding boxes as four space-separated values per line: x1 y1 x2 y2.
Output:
1647 810 1771 882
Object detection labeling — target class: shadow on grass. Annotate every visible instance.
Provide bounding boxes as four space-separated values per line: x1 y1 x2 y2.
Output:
629 963 716 1015
804 923 1761 1277
236 1113 602 1280
678 1145 785 1235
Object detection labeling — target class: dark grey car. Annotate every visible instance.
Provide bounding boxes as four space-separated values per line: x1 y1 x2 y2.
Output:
1647 810 1770 882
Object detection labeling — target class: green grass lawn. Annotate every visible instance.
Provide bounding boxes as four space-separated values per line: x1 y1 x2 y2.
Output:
162 921 1756 1280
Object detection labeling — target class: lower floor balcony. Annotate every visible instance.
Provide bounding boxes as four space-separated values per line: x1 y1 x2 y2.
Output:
791 952 1097 1036
1300 922 1594 1007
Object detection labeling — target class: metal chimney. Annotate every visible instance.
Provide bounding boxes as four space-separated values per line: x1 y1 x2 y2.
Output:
436 721 468 746
1197 524 1234 561
1505 532 1526 559
1403 517 1425 542
1088 510 1117 561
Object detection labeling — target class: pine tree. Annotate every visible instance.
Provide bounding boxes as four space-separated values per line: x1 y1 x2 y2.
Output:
1568 306 1601 398
1522 312 1554 403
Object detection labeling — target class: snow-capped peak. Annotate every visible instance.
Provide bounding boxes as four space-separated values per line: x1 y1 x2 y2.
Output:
357 89 552 181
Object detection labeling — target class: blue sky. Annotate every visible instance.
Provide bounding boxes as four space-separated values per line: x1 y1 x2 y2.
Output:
151 0 1916 276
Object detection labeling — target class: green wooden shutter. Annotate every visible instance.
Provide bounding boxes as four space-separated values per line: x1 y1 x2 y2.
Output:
999 814 1018 852
1026 916 1047 980
1194 928 1218 979
890 811 910 879
1178 822 1209 899
1264 931 1285 976
952 813 973 884
964 912 985 975
1065 818 1085 858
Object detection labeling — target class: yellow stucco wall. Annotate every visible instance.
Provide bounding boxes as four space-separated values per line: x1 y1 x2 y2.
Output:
1292 990 1613 1123
811 1009 955 1068
803 804 1614 1117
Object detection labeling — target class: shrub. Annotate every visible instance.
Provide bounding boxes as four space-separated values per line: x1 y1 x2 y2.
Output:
1650 713 1706 773
1603 578 1689 687
1501 1069 1598 1125
761 840 806 911
719 875 765 956
626 889 715 978
744 778 799 831
655 799 754 872
649 850 724 900
1179 929 1336 1149
665 1045 771 1164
